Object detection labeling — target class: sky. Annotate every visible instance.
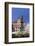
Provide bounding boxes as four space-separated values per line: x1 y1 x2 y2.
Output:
12 8 29 23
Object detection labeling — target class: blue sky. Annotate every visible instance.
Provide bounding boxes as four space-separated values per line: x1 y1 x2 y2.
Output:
12 8 29 23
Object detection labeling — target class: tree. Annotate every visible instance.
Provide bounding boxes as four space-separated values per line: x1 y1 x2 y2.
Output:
20 16 24 32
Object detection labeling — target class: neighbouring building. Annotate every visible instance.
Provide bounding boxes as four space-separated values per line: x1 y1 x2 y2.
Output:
12 16 24 32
